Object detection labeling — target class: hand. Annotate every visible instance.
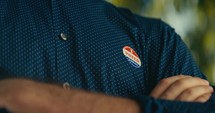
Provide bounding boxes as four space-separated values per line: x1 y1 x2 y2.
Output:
150 75 214 103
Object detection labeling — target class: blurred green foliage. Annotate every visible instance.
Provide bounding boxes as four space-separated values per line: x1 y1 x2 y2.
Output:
107 0 215 84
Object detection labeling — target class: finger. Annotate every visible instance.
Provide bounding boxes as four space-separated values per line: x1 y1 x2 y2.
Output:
160 77 209 100
176 86 213 102
150 75 190 98
194 93 213 103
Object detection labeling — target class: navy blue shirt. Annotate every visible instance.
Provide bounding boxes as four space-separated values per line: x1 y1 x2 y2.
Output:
0 0 215 113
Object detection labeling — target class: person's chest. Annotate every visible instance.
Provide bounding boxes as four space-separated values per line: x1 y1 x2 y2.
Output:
0 0 149 96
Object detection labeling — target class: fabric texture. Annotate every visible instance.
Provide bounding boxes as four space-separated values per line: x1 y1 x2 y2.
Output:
0 109 9 113
0 0 215 113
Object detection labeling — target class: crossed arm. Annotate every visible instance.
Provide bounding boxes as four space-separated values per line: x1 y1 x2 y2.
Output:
0 75 213 113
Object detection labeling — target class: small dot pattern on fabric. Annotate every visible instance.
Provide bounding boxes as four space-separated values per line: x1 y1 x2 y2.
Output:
0 1 215 113
0 0 148 96
0 0 208 96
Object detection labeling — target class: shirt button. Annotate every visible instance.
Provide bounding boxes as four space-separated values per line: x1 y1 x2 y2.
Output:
60 33 68 41
63 82 70 90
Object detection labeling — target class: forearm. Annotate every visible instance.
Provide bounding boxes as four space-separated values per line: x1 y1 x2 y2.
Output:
42 83 141 113
34 82 141 113
62 87 141 113
51 86 215 113
1 79 215 113
86 92 140 113
0 79 140 113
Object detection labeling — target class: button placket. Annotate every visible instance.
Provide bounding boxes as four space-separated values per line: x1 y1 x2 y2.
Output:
60 33 68 41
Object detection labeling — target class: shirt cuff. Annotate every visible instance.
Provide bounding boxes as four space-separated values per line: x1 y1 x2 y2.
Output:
0 108 10 113
132 95 215 113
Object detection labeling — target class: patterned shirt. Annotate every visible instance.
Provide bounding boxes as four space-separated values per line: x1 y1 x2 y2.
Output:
0 0 215 113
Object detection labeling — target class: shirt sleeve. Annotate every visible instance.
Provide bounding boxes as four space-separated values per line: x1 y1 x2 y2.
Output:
132 95 215 113
132 17 215 113
0 109 10 113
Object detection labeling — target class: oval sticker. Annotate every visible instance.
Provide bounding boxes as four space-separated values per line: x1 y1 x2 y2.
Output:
123 46 141 68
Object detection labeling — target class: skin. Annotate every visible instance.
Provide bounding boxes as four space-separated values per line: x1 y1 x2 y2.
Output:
150 75 214 102
0 75 213 113
0 79 140 113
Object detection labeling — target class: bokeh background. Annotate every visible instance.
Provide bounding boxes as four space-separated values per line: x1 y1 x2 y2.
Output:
107 0 215 84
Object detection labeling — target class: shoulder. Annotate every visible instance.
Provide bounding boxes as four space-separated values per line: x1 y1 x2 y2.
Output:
109 5 177 40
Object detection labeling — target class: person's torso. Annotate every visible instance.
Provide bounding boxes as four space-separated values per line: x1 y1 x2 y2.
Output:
0 0 152 97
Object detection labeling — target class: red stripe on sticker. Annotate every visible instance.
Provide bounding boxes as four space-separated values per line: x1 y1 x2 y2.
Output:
123 46 141 68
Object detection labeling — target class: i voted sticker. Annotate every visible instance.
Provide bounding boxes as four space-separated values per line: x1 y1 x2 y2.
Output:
123 46 141 68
